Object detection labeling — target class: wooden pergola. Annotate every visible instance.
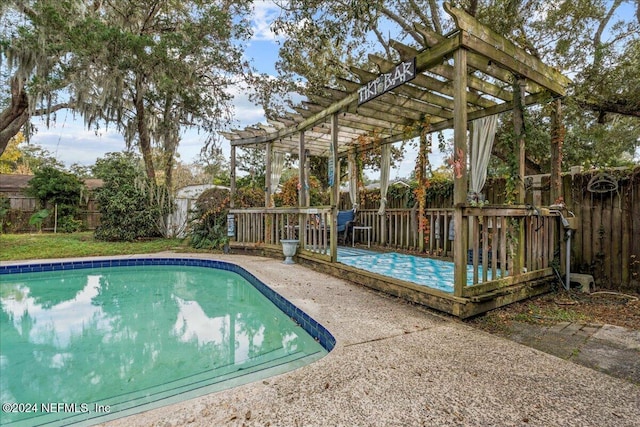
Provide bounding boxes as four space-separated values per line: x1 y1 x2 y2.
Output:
223 3 572 318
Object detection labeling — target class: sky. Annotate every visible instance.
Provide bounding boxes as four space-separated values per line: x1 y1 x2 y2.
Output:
8 1 639 179
21 1 442 180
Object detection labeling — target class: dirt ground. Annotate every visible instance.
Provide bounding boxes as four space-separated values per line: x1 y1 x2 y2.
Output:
466 288 640 335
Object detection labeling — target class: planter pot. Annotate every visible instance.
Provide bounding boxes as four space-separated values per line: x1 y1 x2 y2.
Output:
280 239 299 264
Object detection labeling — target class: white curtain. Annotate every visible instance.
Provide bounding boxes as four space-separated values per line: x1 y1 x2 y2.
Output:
470 115 498 201
348 151 359 210
270 151 286 196
378 143 391 215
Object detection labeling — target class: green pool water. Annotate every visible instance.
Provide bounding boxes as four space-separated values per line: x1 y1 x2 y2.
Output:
0 265 327 426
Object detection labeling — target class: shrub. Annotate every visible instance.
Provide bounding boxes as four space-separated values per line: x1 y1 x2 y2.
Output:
189 187 231 249
25 166 86 232
233 185 264 208
0 195 9 233
28 209 50 233
93 152 169 241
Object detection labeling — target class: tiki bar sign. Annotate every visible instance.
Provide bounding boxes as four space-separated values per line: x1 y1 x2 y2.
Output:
358 58 416 105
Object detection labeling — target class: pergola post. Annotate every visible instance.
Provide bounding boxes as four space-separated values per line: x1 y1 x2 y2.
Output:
230 145 236 208
513 77 527 275
550 99 564 204
514 77 527 204
453 47 469 298
304 152 310 207
298 131 306 249
265 142 272 208
417 131 427 253
330 113 339 262
298 131 307 207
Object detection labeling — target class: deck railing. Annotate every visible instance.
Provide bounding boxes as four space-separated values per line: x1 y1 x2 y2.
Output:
230 205 561 295
461 206 560 295
357 208 455 255
229 207 333 257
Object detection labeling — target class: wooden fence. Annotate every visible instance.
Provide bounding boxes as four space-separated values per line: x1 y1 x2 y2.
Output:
560 169 640 290
1 198 101 233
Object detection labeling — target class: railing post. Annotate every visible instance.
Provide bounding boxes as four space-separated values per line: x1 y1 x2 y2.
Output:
299 132 306 249
329 114 339 262
453 46 468 298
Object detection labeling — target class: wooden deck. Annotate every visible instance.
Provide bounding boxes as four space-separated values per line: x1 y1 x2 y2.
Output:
228 205 561 318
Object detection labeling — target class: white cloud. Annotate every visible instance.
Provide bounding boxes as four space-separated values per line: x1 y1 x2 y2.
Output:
251 1 282 42
30 114 127 167
228 83 268 128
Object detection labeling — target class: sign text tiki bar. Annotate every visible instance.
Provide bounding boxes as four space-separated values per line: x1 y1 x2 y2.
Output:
357 58 416 105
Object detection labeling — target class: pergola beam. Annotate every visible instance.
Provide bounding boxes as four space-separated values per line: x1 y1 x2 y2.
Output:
350 65 457 111
413 21 544 96
446 3 569 96
388 40 514 102
368 55 497 109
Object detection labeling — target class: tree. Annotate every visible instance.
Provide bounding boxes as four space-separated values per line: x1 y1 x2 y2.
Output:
474 0 640 119
2 0 256 192
0 1 76 155
199 147 231 186
0 132 63 173
67 0 254 190
236 146 266 189
0 132 24 173
268 0 639 171
170 153 230 191
474 0 640 169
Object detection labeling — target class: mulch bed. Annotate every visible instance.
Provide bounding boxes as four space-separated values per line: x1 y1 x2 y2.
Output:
466 289 640 334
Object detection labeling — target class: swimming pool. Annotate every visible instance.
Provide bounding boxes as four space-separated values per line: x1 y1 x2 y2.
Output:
0 258 334 426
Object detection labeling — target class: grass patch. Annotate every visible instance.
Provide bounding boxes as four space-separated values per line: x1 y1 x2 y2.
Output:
0 232 210 261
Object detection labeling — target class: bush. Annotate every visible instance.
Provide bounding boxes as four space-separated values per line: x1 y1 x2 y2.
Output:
93 152 169 241
0 195 9 233
28 209 50 233
25 166 86 232
233 185 264 208
189 187 231 249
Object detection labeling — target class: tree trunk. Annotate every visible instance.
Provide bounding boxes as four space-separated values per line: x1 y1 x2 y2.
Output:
163 135 178 191
161 96 179 191
134 74 155 182
0 77 30 155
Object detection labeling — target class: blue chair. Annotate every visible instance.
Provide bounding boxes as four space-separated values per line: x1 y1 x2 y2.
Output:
336 209 356 244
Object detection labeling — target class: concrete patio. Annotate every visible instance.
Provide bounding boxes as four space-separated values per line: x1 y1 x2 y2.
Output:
93 253 640 427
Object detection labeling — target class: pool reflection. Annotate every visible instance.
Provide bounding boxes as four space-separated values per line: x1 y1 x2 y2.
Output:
0 266 324 424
